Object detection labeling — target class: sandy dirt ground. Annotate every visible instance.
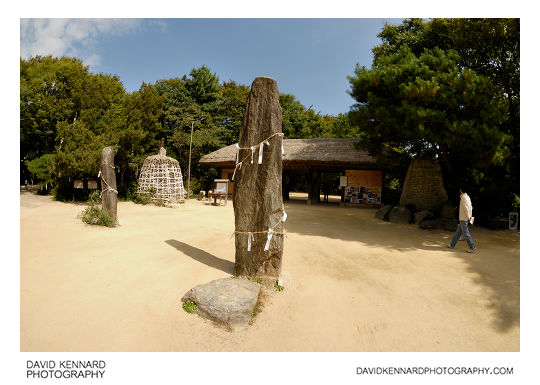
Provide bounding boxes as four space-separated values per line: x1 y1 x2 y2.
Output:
20 190 519 352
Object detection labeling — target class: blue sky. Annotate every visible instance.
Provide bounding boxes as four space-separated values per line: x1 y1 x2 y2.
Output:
20 18 402 116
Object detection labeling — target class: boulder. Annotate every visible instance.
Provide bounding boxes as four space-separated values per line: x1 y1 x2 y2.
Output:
181 278 261 330
439 204 456 219
414 210 434 224
399 159 448 212
388 206 412 224
375 205 392 221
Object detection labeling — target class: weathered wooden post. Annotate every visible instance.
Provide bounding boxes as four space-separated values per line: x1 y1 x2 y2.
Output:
101 146 117 220
233 77 284 278
307 167 321 205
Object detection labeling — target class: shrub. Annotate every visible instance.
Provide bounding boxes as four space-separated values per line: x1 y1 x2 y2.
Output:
124 181 138 201
134 193 151 205
81 191 117 227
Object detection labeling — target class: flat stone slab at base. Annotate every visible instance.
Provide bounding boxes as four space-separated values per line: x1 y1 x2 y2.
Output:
181 278 261 330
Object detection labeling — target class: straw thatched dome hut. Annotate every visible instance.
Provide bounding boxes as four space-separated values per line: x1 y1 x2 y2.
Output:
137 148 185 203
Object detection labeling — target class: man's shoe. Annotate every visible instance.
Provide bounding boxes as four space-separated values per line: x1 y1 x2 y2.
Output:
447 244 454 248
467 247 477 253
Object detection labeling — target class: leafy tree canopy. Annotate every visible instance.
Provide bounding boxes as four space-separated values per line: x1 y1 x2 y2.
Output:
363 18 519 217
25 153 56 185
349 46 505 172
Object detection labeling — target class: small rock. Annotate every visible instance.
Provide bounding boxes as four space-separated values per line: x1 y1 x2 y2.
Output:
439 204 456 219
414 210 434 224
388 206 412 224
375 205 392 221
181 278 261 330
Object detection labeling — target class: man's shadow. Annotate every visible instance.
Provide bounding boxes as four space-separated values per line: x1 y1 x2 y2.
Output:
165 240 234 274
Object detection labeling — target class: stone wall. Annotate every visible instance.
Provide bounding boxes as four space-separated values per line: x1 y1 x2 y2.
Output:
399 159 448 212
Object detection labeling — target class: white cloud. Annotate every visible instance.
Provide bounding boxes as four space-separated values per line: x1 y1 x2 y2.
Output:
20 18 142 65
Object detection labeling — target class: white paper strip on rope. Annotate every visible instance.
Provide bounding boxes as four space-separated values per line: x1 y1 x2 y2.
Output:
231 162 242 181
258 140 270 164
247 232 254 251
235 143 240 163
264 228 273 251
282 211 287 222
229 232 235 240
250 146 255 164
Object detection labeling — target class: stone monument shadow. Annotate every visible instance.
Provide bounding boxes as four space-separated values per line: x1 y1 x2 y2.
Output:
165 240 234 274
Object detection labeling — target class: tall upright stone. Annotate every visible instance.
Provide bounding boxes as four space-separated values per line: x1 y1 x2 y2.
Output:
399 159 448 212
101 146 117 220
233 77 284 278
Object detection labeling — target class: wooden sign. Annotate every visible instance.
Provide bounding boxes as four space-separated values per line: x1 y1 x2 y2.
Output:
344 170 382 205
345 170 382 188
87 179 98 190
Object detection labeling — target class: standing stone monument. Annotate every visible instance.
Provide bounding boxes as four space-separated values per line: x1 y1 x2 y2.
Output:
399 159 448 212
100 146 117 220
233 77 284 278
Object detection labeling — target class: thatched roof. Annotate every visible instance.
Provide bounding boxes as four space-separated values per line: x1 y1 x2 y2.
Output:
199 138 382 170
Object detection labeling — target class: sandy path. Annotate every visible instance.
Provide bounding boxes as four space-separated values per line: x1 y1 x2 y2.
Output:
20 191 519 351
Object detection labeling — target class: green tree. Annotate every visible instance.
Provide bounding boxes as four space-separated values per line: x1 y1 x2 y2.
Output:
20 56 88 160
320 113 359 138
183 65 221 104
55 120 106 179
77 72 126 139
369 18 519 217
155 77 192 136
217 80 250 143
348 46 505 174
25 153 56 188
115 82 165 192
280 94 323 138
373 19 519 157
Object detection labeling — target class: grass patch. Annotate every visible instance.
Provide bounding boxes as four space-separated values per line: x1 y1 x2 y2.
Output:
274 282 284 292
81 191 117 227
182 299 197 314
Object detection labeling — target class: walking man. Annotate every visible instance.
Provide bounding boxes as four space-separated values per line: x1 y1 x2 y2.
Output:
448 187 477 253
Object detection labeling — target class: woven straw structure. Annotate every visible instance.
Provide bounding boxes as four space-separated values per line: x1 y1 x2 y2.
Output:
136 148 185 203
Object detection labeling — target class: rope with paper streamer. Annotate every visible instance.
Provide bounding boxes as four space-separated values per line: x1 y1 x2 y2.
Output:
99 163 118 195
229 132 287 251
231 132 285 181
230 207 288 251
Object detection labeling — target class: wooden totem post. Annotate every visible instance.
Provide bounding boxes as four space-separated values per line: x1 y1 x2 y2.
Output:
233 77 284 278
101 146 117 220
